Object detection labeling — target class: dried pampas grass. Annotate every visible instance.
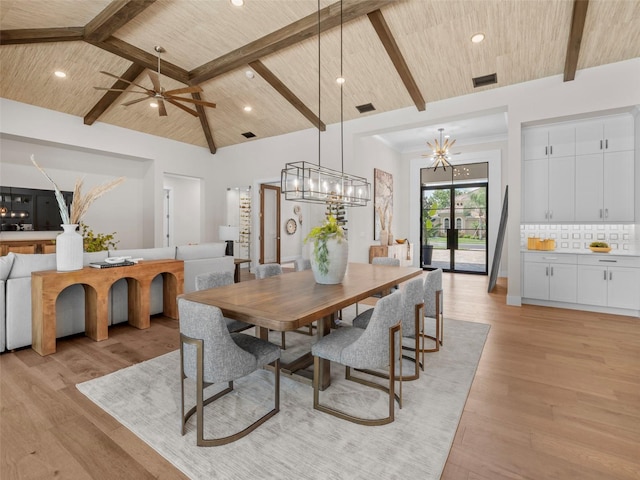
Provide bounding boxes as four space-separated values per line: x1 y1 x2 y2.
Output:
31 155 125 225
69 176 125 224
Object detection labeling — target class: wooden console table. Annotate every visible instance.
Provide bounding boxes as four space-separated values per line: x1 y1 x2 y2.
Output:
31 259 184 356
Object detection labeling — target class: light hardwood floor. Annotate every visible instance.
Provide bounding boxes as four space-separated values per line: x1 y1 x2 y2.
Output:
1 273 638 479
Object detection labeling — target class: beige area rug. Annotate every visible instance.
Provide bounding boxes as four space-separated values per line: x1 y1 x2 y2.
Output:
77 306 489 480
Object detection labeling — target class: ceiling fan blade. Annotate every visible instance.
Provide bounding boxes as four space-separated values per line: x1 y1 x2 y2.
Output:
122 96 151 107
166 96 216 108
157 98 168 117
165 98 199 117
94 87 148 94
164 85 203 96
148 71 162 93
100 71 151 92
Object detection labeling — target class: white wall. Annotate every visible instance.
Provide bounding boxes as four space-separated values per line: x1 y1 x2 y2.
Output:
163 174 201 246
2 58 639 304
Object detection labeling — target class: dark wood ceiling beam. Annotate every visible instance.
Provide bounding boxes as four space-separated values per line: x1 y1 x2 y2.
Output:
189 0 394 85
367 9 425 111
84 0 156 43
84 63 146 125
564 0 589 82
249 60 326 132
87 36 190 84
0 27 84 45
192 92 217 154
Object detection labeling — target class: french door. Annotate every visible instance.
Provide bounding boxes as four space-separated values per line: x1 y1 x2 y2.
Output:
421 183 488 274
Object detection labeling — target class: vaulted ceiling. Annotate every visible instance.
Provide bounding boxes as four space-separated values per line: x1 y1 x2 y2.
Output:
1 0 639 154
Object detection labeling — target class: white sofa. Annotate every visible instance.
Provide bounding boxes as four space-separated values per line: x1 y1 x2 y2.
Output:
0 242 233 352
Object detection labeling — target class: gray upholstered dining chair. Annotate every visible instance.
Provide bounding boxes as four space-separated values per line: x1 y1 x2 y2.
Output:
353 277 424 381
422 268 444 353
194 271 252 333
353 256 401 315
311 290 403 425
254 263 287 348
178 297 281 446
294 257 312 272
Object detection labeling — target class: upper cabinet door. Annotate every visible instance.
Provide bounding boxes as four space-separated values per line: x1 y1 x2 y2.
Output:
523 127 550 161
576 114 634 155
603 115 635 152
548 124 575 158
575 119 604 155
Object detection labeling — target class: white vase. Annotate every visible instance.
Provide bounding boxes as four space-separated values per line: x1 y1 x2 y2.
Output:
56 224 83 271
310 237 348 284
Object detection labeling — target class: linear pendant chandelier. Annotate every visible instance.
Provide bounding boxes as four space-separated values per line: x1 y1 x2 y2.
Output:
281 0 370 207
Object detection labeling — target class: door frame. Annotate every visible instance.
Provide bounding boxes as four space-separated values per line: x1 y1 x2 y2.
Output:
259 183 281 265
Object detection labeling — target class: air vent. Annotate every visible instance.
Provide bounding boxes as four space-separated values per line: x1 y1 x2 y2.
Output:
356 103 376 114
472 73 498 88
241 131 256 138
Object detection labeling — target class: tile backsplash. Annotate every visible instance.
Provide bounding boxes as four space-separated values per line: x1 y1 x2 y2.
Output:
521 224 636 251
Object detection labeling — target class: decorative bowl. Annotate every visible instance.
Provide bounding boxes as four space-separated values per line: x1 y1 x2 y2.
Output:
396 239 406 244
589 246 611 253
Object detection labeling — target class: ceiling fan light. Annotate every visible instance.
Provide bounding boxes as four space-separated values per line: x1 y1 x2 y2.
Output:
150 102 158 108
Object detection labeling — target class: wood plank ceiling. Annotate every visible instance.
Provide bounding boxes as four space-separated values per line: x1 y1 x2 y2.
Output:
1 0 639 154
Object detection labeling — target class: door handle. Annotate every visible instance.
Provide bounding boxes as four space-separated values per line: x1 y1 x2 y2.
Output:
599 209 603 219
603 270 607 280
600 140 603 150
546 266 549 276
550 145 553 155
550 266 554 276
609 271 612 281
605 139 608 149
545 146 548 156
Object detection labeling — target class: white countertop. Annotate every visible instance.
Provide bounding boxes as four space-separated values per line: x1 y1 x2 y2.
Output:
522 248 640 257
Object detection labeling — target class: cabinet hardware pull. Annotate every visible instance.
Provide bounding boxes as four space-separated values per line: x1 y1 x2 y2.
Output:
599 259 616 263
545 146 548 156
543 257 557 260
551 267 554 276
599 209 603 218
549 210 552 219
604 208 608 218
550 145 553 155
603 270 607 280
600 140 603 150
605 139 608 149
546 266 549 276
609 271 612 281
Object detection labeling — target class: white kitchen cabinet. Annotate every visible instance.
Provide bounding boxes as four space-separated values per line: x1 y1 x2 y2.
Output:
523 124 575 161
523 253 577 303
575 114 635 155
523 156 574 223
577 256 640 310
575 150 634 222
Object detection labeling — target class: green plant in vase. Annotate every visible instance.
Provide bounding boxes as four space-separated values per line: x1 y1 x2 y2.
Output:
305 215 345 275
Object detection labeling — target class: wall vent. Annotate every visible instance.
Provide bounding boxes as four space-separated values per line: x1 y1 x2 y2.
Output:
356 103 376 114
472 73 498 88
241 131 256 138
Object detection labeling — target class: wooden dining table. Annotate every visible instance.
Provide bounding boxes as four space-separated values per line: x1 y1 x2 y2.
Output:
180 262 423 389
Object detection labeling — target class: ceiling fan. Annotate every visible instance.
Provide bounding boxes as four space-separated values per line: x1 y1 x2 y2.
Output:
94 46 216 117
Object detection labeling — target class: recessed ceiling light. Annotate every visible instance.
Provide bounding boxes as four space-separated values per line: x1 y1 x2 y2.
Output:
54 71 66 78
150 102 158 108
336 77 345 84
243 106 252 112
245 70 255 79
471 33 485 43
230 0 244 6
